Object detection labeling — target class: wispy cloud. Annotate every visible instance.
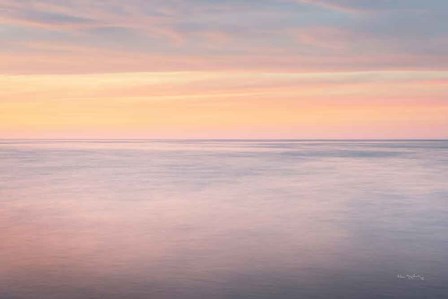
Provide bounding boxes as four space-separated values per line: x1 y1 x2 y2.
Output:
297 0 448 13
1 71 447 138
0 0 447 73
0 0 447 138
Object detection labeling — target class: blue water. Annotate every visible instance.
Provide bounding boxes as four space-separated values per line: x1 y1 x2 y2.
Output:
0 140 447 299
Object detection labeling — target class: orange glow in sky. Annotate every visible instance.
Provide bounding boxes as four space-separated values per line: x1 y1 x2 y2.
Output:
1 0 447 139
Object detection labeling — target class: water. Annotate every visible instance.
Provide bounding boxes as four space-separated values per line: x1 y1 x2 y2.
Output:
0 140 447 299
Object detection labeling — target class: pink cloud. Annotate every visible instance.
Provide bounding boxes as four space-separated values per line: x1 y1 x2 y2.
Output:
293 26 358 50
0 0 447 74
297 0 363 13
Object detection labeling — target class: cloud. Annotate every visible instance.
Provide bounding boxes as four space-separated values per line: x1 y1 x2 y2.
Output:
293 26 357 50
297 0 448 13
1 71 447 139
0 0 447 73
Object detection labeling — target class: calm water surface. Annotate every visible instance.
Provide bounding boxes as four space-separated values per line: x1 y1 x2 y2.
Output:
0 140 447 299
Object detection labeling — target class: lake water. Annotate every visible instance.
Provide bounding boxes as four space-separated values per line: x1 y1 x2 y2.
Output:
0 140 447 299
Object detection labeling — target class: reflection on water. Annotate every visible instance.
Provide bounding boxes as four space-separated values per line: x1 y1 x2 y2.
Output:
0 140 447 299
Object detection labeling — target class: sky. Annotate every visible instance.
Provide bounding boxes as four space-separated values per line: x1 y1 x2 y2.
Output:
0 0 447 139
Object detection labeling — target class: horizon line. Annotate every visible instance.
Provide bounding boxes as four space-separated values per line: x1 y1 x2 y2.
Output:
1 138 447 142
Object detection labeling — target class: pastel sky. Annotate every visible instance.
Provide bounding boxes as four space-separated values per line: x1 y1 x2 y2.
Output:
1 0 447 139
